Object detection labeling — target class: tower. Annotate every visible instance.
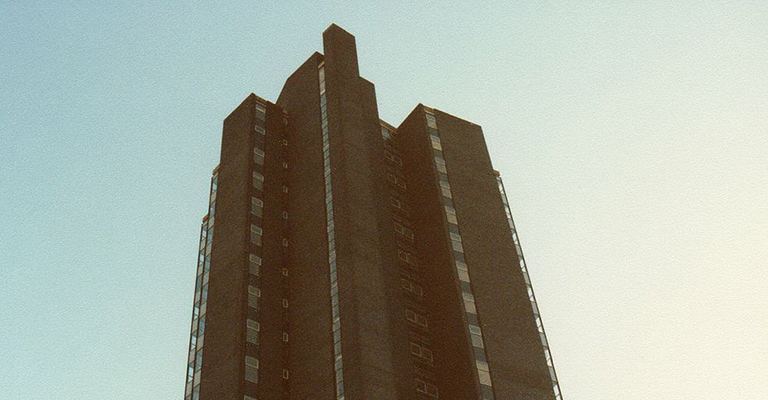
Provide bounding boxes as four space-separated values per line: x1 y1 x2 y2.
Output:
182 24 562 400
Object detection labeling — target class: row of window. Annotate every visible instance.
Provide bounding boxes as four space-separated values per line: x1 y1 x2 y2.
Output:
184 171 218 400
410 341 434 363
390 196 409 215
401 278 424 297
385 149 403 166
245 356 289 384
248 104 266 396
495 175 562 400
406 308 429 330
387 172 407 189
319 62 346 400
394 222 415 240
416 378 439 398
426 110 495 400
381 124 440 398
246 100 293 399
253 172 290 194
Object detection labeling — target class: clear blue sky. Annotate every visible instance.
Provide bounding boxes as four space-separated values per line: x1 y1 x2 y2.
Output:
1 1 766 399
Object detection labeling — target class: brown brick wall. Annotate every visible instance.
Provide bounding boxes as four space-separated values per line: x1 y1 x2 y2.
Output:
322 24 409 400
397 106 480 400
200 96 253 400
278 52 337 400
193 24 558 400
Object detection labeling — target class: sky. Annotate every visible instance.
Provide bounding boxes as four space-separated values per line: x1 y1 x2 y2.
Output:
1 1 766 399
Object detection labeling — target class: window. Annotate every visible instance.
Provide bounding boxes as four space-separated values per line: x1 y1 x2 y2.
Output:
480 384 494 400
282 268 289 276
452 239 464 253
445 207 458 225
248 286 260 309
431 137 442 150
206 225 214 244
282 185 289 193
249 254 261 276
395 223 414 239
282 139 288 146
246 319 259 344
397 249 416 265
464 296 477 314
282 298 289 308
457 267 470 283
282 238 289 247
282 369 289 379
470 330 484 349
448 223 460 236
245 356 259 383
282 211 288 219
254 125 265 135
386 173 406 189
187 359 195 381
478 366 492 386
439 174 451 189
410 342 434 363
435 158 447 173
415 378 438 397
195 349 203 371
398 249 416 265
406 309 428 329
251 197 263 217
255 103 266 120
384 150 402 165
467 312 479 326
319 67 326 94
401 278 423 297
425 114 437 129
282 161 288 169
381 126 393 140
250 225 262 246
253 172 264 190
282 332 289 342
253 148 265 165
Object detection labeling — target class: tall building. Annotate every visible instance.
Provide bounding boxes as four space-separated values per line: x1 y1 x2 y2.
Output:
183 24 562 400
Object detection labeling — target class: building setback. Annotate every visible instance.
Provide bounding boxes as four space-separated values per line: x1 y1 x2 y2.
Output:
182 24 563 400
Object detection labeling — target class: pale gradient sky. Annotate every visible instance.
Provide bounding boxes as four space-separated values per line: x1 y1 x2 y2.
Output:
1 1 766 399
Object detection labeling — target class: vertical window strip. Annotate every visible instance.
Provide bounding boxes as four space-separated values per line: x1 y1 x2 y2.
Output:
381 122 438 394
495 175 562 400
184 220 207 399
245 102 268 400
319 63 345 400
381 123 394 141
426 111 495 400
184 168 218 400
